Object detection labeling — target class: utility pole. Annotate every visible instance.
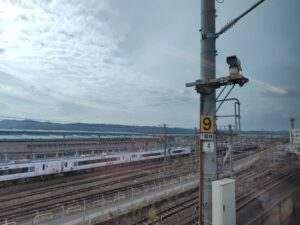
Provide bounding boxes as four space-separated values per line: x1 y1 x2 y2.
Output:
199 1 217 224
290 117 295 151
164 124 167 175
229 124 234 177
186 1 265 224
195 127 198 165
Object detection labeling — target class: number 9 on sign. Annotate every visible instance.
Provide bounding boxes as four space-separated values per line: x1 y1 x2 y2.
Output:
200 115 214 133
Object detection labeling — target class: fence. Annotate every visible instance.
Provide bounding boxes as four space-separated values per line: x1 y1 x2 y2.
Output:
1 173 198 225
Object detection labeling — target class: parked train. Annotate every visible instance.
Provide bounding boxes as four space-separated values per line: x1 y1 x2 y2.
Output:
0 147 192 182
217 143 259 155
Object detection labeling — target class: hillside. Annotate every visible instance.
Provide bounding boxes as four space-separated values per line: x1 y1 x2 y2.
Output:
0 120 195 135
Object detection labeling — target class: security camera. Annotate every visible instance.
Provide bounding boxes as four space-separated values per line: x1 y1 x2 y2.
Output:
226 55 242 71
226 55 242 77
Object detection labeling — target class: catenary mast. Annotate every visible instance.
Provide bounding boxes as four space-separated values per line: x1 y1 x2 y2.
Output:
199 1 217 224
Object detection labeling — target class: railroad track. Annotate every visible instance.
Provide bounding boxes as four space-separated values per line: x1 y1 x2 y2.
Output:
243 187 300 225
0 164 163 202
0 155 191 191
132 169 300 225
237 169 267 181
0 156 195 203
0 153 196 192
131 167 298 224
124 146 290 225
0 171 196 222
133 196 198 225
0 158 166 192
3 173 197 224
236 168 300 211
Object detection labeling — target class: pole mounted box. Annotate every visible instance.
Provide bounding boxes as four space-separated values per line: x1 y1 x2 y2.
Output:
212 178 236 225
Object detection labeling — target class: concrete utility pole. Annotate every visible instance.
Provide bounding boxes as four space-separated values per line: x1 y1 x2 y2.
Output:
186 1 265 224
164 124 167 175
229 124 234 177
195 127 198 164
290 117 295 151
199 1 217 224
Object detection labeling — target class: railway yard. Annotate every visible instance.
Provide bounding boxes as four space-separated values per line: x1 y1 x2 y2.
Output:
0 0 297 224
0 133 298 225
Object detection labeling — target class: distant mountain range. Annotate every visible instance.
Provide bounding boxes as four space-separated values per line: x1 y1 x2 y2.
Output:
0 120 195 135
0 120 288 135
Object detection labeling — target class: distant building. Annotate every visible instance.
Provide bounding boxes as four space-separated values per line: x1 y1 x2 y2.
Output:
289 129 300 151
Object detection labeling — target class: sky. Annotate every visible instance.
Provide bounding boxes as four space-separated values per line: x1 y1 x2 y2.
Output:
0 0 299 130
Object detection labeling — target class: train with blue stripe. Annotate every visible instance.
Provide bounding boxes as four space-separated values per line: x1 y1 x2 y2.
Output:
0 147 192 182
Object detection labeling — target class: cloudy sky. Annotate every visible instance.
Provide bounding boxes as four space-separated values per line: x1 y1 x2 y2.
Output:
0 0 299 130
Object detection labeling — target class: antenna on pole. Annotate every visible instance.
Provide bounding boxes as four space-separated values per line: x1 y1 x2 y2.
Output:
216 0 266 38
290 117 295 129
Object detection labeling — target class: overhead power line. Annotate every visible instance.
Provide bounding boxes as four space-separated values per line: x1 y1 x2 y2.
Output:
216 0 266 37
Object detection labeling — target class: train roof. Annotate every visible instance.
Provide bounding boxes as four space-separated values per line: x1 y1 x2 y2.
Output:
0 148 168 165
0 158 62 166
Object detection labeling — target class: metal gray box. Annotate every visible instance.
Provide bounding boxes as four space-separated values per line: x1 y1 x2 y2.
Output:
212 178 236 225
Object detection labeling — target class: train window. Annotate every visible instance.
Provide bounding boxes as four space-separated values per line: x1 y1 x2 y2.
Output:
173 150 183 154
78 160 89 166
0 170 9 176
0 167 29 176
65 162 68 167
105 157 119 162
141 152 162 157
42 164 45 170
78 157 120 166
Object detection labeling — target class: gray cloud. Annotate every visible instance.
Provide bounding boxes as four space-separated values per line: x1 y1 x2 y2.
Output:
0 0 298 129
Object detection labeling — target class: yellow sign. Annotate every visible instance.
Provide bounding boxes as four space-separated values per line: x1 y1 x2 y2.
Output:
200 115 214 133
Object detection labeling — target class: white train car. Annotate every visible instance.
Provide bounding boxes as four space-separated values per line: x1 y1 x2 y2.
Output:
63 149 165 172
63 154 122 172
170 147 192 156
138 149 164 160
0 159 62 182
0 147 193 182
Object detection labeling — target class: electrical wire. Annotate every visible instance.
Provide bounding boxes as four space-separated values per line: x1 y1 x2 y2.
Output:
216 0 266 37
